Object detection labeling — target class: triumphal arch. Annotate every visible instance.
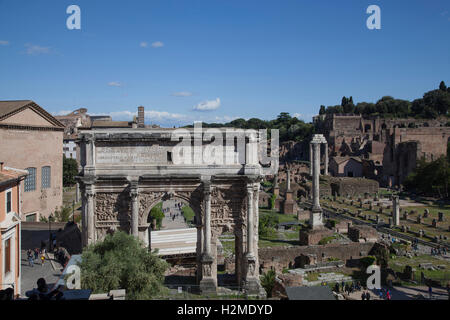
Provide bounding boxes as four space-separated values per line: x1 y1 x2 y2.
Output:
76 126 276 294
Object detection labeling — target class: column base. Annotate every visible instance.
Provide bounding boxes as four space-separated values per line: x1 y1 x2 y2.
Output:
310 207 324 229
199 277 217 294
199 253 217 294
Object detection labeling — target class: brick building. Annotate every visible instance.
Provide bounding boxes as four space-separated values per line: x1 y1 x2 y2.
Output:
0 100 64 221
315 113 450 186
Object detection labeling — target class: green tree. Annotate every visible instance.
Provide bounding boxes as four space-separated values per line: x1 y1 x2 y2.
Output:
404 156 450 197
54 206 72 222
319 105 326 115
440 81 447 91
79 231 168 299
181 205 195 225
260 270 276 298
259 214 279 237
149 203 164 229
63 156 78 187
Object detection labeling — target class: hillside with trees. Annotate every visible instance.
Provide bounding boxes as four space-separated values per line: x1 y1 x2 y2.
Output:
319 81 450 119
185 112 314 143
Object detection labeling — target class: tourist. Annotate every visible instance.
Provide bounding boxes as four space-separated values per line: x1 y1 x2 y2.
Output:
25 278 63 300
386 290 391 300
428 286 433 299
27 249 34 267
41 254 45 266
366 291 371 300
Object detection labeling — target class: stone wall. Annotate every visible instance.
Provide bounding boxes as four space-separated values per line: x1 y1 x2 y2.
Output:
329 177 379 197
258 242 376 273
0 127 63 220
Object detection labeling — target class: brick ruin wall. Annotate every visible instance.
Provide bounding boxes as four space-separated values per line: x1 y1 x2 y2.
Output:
258 242 376 273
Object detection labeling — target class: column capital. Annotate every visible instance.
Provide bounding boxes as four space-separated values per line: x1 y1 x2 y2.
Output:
130 189 139 199
202 178 212 195
86 187 95 197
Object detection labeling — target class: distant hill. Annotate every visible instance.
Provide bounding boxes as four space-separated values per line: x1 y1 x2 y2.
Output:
319 81 450 120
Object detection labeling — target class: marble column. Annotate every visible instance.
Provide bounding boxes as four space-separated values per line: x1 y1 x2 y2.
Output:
203 183 212 255
86 140 93 166
80 185 87 247
310 139 324 229
244 181 262 294
130 186 139 237
86 185 95 245
246 184 255 256
393 195 400 226
199 179 216 293
312 142 321 210
324 142 329 176
309 143 313 176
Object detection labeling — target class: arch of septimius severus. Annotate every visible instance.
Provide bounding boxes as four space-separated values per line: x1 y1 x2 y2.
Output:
76 127 274 294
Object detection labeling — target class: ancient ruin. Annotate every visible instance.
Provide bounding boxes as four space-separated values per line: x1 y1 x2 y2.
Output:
76 127 271 295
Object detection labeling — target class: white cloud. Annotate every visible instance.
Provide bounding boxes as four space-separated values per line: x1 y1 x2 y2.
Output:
193 98 221 111
151 41 164 48
52 110 73 116
24 43 50 55
108 81 122 87
54 107 242 127
140 41 148 48
441 11 448 16
0 40 9 46
171 91 193 97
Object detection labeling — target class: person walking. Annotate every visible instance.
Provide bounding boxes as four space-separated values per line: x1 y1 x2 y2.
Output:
40 254 45 266
428 286 433 299
34 248 39 261
386 290 391 300
361 291 366 300
366 291 371 300
27 249 34 267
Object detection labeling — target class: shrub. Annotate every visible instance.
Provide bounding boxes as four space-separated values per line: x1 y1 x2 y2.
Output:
149 203 164 229
260 270 276 298
79 231 168 299
359 256 376 269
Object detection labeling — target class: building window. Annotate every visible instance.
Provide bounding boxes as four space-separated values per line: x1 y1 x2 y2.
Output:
5 238 11 274
42 166 51 189
26 213 37 222
24 167 36 192
6 190 12 213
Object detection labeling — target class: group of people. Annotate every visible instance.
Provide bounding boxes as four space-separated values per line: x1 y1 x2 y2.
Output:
431 246 447 256
333 281 362 296
26 248 45 267
377 288 392 300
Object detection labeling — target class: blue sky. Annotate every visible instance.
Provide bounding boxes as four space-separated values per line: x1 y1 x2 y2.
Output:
1 0 449 127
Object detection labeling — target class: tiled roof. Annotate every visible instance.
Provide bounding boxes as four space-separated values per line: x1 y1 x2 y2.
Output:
0 167 28 186
0 100 33 118
0 100 65 128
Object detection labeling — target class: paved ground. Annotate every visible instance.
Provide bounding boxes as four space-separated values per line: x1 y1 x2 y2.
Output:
347 285 449 300
20 226 64 296
161 199 189 230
